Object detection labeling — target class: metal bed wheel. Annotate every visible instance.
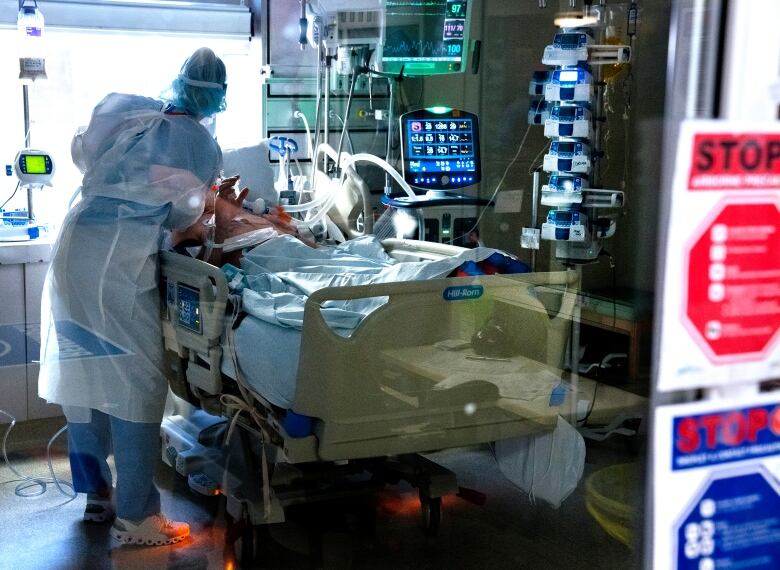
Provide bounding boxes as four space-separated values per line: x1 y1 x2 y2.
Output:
230 506 269 567
420 496 441 537
234 524 258 566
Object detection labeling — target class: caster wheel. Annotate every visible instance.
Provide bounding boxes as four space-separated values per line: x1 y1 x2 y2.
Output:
420 496 441 537
234 523 260 566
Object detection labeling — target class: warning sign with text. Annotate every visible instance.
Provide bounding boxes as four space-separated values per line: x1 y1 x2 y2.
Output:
689 133 780 191
653 395 780 570
658 122 780 392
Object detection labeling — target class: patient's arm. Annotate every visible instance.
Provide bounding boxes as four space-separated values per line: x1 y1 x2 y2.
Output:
213 182 302 240
170 175 313 265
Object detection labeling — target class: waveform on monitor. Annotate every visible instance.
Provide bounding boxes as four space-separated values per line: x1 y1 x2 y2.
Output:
386 0 448 17
382 40 453 57
386 0 448 8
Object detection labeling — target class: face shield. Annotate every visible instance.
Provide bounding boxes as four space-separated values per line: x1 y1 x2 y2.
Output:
199 114 217 139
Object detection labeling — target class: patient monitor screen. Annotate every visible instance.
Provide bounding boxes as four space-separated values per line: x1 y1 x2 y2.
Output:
401 108 481 191
381 0 470 75
23 155 47 174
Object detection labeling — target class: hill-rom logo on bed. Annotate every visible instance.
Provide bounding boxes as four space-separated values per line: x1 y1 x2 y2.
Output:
443 285 484 301
0 320 131 367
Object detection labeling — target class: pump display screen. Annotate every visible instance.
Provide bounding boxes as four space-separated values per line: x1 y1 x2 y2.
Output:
558 70 580 83
553 106 579 121
16 151 53 180
23 155 47 174
551 211 575 223
549 175 584 192
553 142 579 155
557 34 583 49
382 0 470 75
401 108 481 190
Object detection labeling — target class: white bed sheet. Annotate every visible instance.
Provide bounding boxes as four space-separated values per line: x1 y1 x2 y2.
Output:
220 316 301 409
220 235 513 410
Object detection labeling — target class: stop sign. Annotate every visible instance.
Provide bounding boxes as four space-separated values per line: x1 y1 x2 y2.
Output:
685 201 780 361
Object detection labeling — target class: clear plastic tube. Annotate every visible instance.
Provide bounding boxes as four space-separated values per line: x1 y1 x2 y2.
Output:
339 153 416 198
279 143 337 214
299 152 415 229
68 186 82 210
283 147 415 229
1 408 76 500
297 194 337 229
282 185 333 213
222 227 276 253
294 110 313 161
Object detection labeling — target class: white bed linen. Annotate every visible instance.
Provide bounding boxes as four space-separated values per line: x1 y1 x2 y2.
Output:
221 235 508 409
221 316 301 408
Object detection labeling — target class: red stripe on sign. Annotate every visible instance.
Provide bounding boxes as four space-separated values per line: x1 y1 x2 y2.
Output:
688 132 780 191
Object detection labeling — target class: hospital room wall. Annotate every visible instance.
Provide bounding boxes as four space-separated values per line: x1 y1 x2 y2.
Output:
420 0 670 294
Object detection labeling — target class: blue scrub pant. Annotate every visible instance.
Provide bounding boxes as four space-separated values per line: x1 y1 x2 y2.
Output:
67 409 161 521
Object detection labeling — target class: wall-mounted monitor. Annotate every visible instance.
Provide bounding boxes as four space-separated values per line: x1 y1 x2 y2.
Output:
381 0 471 76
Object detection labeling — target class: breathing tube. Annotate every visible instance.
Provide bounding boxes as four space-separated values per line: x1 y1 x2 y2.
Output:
294 150 417 229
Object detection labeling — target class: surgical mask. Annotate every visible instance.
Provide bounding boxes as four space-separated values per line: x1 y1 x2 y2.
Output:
200 115 217 139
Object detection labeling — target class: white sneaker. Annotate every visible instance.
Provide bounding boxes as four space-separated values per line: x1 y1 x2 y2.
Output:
110 514 190 546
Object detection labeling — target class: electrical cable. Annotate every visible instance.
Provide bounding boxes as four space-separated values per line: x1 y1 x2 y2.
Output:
0 181 21 211
449 100 543 245
577 381 599 427
610 253 617 328
384 77 395 193
527 140 552 175
330 111 355 155
1 409 76 500
335 69 359 171
600 249 618 328
219 295 274 520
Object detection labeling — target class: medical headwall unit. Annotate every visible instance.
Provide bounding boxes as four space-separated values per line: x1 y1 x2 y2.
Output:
261 0 388 169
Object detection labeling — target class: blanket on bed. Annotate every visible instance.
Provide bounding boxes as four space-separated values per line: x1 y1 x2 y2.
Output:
223 235 528 408
226 235 525 331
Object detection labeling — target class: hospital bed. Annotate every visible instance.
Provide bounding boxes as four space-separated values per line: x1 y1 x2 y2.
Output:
159 138 646 559
159 239 587 554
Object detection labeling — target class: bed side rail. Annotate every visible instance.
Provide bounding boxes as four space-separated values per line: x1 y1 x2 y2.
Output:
294 270 580 458
380 238 469 261
160 251 229 400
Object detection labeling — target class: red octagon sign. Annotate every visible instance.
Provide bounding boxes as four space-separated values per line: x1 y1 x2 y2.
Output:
685 201 780 362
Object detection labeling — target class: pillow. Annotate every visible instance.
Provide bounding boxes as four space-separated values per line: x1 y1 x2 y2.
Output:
221 140 277 206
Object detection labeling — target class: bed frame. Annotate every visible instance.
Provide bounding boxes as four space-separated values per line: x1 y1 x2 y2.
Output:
159 242 579 548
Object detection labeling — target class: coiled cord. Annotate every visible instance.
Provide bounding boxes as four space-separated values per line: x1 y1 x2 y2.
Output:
1 409 76 500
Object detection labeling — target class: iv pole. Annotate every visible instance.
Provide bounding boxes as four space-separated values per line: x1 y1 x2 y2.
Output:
22 85 34 221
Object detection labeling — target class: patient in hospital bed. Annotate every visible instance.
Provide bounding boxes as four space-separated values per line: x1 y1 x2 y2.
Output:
170 175 313 266
170 172 531 409
172 179 528 410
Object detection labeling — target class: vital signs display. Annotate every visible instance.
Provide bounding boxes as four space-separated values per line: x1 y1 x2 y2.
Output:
381 0 471 75
400 107 481 190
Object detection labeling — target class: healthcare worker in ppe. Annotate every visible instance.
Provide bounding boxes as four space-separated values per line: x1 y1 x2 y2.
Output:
38 47 226 547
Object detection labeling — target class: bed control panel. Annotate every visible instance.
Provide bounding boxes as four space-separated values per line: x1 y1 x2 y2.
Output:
176 284 202 334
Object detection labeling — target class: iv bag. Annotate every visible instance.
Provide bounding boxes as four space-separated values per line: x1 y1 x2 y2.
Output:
18 0 47 81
